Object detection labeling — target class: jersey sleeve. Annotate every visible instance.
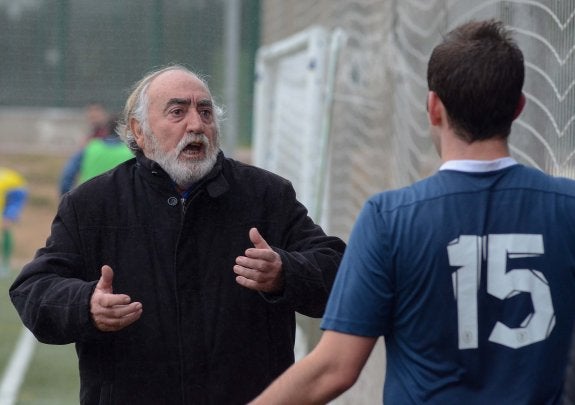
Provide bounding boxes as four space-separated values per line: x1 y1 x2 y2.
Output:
320 197 393 337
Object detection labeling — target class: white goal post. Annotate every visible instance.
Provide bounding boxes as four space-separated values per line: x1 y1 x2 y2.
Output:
252 26 346 230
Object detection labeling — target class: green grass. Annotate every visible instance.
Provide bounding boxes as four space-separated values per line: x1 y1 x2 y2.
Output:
1 151 81 404
0 273 22 368
16 343 79 405
1 269 80 405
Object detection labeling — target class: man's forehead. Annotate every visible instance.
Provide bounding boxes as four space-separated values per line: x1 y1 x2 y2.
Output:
148 70 211 103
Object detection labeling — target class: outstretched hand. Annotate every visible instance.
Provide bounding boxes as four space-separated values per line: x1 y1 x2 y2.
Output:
234 228 284 293
90 265 143 332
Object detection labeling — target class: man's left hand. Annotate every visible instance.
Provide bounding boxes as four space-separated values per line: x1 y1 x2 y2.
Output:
234 227 284 293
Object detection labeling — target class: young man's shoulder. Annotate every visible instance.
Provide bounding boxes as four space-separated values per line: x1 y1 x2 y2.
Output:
365 171 445 212
507 164 575 197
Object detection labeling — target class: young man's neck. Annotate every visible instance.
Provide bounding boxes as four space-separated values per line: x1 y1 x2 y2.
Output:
440 133 510 162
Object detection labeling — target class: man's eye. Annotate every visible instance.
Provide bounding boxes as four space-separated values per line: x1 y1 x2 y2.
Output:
200 110 212 119
170 108 184 116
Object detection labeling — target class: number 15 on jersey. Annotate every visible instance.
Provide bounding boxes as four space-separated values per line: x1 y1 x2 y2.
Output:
448 234 555 350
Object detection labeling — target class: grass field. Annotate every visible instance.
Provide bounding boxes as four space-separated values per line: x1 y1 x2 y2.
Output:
1 152 80 404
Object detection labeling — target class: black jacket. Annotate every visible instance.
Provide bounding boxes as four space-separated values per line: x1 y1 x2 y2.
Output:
10 152 345 404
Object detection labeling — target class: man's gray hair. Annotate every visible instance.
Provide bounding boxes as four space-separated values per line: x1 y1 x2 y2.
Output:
117 64 224 153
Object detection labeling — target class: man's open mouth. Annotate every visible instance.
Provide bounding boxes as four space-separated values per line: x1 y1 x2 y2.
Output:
182 142 205 156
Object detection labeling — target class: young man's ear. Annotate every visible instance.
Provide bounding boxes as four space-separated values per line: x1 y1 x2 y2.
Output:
427 91 444 126
512 93 526 120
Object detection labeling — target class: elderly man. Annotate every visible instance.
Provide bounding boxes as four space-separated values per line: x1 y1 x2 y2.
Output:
10 65 345 404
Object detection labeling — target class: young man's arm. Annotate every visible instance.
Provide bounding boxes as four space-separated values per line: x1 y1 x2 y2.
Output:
249 330 378 405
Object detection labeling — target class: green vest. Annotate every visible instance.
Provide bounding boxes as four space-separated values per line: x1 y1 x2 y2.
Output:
78 139 133 184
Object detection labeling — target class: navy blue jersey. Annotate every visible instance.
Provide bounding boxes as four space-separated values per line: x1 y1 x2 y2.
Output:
322 164 575 404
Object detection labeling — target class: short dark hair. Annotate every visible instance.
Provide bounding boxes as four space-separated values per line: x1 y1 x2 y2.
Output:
427 19 524 142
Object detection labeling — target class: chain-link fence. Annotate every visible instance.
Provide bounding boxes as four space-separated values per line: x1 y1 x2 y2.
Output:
0 0 260 147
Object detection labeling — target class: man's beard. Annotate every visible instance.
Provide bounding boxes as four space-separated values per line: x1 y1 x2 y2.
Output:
144 130 220 189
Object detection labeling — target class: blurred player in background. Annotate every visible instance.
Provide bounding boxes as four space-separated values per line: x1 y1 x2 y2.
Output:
0 167 28 276
59 115 133 195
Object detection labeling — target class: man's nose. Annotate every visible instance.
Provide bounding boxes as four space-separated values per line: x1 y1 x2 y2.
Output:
185 110 204 134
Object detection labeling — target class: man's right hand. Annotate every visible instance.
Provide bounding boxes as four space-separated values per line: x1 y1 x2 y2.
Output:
90 265 143 332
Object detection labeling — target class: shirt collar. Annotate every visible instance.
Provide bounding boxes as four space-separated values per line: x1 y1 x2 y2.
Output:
439 157 518 173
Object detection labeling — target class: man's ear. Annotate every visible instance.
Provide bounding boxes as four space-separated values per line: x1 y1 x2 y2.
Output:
129 118 145 149
512 93 526 120
427 91 444 126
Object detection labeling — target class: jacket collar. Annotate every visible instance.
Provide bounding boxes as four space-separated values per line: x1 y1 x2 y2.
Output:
135 151 229 198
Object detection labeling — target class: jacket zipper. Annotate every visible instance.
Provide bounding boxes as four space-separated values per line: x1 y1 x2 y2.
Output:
175 191 202 403
180 197 187 219
176 196 187 403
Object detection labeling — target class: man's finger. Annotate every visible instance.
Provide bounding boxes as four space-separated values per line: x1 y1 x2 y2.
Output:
107 302 143 319
96 265 114 293
97 293 132 308
235 275 259 291
96 307 143 332
234 264 264 281
249 227 271 250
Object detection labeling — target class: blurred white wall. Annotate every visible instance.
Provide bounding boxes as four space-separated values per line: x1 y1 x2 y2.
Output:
0 108 86 155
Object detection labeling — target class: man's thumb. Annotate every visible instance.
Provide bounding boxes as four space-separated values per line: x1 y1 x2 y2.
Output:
97 265 114 293
249 227 271 250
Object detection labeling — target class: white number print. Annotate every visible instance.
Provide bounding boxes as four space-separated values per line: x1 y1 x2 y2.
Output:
448 234 555 350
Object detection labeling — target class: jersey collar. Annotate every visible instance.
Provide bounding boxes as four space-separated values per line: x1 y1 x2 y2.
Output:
439 157 518 173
